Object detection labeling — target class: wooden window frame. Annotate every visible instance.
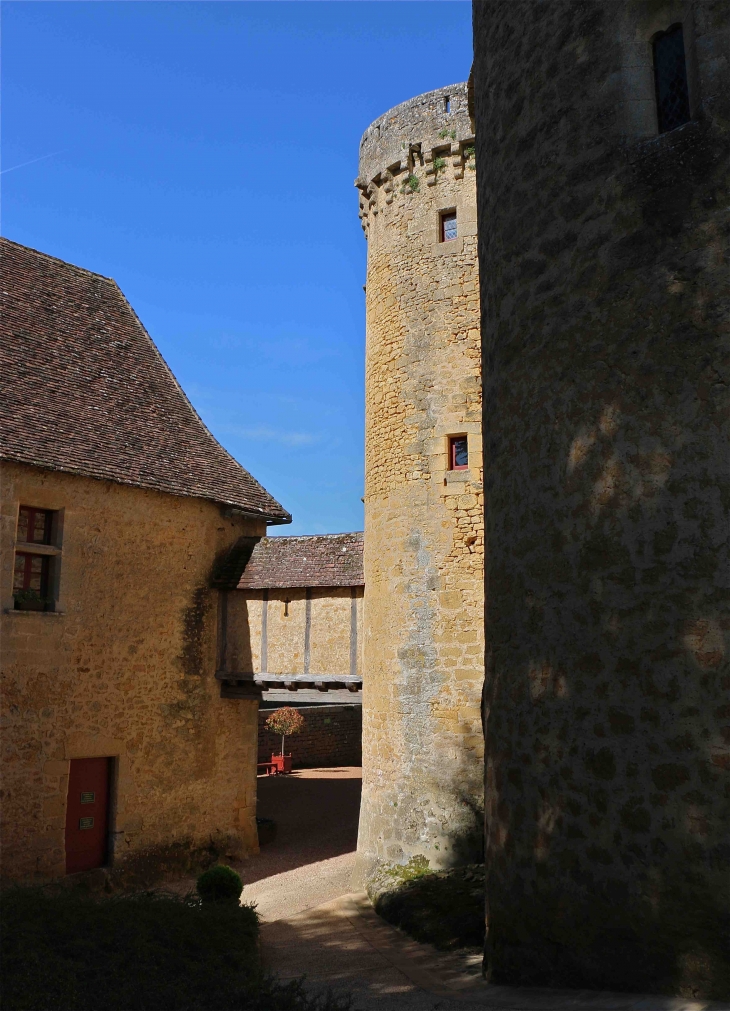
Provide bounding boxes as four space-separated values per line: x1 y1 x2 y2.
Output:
449 435 469 471
13 505 61 612
17 505 53 545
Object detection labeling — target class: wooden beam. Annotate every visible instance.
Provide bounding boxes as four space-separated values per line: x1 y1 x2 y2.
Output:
304 587 312 675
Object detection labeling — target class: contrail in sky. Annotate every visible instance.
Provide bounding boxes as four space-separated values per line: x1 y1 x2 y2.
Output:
1 152 61 175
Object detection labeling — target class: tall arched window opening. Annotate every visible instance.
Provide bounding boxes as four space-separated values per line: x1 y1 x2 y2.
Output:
653 23 691 133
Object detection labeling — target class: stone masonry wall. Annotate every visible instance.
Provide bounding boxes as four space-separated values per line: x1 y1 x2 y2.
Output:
356 83 485 881
473 1 729 998
0 462 264 882
258 704 362 767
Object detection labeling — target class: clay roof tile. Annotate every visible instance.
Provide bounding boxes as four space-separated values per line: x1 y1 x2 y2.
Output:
238 532 364 588
0 238 291 522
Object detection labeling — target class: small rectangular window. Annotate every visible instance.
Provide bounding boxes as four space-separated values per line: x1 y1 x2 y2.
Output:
653 24 691 133
444 96 451 114
449 436 469 471
13 552 50 610
440 211 457 242
17 505 52 545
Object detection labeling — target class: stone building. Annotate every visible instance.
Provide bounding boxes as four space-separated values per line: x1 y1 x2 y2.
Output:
355 83 485 881
229 532 364 691
473 1 729 998
0 238 290 882
222 533 364 769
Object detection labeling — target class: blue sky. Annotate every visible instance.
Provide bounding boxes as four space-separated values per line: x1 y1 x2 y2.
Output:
2 1 473 534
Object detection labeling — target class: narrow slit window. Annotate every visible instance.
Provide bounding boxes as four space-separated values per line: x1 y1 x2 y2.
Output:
440 211 457 242
444 96 451 113
449 436 469 471
653 24 691 133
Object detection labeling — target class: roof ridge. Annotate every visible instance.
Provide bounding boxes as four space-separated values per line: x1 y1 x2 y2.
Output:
113 278 286 517
264 531 363 541
0 236 114 283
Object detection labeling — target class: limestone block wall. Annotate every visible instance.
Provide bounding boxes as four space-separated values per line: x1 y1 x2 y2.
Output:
356 83 485 880
473 1 729 997
0 462 264 882
227 586 363 676
258 704 362 767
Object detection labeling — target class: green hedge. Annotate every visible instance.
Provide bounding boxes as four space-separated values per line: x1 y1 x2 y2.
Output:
1 887 350 1010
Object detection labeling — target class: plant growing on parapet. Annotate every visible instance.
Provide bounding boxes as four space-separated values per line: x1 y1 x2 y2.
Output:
401 173 420 194
463 145 476 171
265 706 305 757
433 156 447 177
439 128 456 141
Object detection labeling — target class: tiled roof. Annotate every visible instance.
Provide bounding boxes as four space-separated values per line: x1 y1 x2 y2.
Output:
238 532 364 588
0 239 291 522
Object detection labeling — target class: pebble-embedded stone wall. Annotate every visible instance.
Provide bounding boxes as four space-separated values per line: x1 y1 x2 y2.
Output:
356 82 485 883
473 1 730 998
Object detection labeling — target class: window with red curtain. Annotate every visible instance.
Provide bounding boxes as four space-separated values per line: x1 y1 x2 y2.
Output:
449 436 469 470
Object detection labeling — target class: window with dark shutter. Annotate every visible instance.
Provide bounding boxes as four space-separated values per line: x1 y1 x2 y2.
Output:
653 24 691 134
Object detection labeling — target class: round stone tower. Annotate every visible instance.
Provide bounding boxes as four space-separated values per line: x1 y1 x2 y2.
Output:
473 1 729 997
355 83 484 883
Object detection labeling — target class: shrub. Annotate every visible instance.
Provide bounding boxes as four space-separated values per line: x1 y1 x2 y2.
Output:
1 886 353 1010
196 864 243 903
373 863 486 951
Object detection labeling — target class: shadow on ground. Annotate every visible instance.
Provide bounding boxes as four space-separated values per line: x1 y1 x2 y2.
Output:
373 863 485 951
248 768 362 887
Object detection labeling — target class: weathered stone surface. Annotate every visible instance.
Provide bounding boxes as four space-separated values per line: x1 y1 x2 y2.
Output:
356 83 485 881
1 462 262 882
473 0 730 998
228 586 363 677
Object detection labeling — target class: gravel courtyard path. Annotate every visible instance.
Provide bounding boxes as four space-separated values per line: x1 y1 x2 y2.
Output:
243 765 361 922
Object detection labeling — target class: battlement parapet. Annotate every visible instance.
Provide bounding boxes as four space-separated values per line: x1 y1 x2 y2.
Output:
355 83 474 232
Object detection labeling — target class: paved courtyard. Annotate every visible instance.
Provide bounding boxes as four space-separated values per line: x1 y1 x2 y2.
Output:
234 767 725 1011
242 765 362 922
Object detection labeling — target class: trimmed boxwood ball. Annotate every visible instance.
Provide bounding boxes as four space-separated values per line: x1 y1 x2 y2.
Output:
196 864 243 904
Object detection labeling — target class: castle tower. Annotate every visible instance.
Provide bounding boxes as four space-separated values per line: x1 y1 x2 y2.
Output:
355 83 484 881
473 2 729 996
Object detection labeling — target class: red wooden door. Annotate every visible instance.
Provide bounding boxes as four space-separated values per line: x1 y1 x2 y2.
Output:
65 757 110 873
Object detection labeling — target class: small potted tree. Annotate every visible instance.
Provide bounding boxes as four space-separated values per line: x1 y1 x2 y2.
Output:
265 707 305 774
